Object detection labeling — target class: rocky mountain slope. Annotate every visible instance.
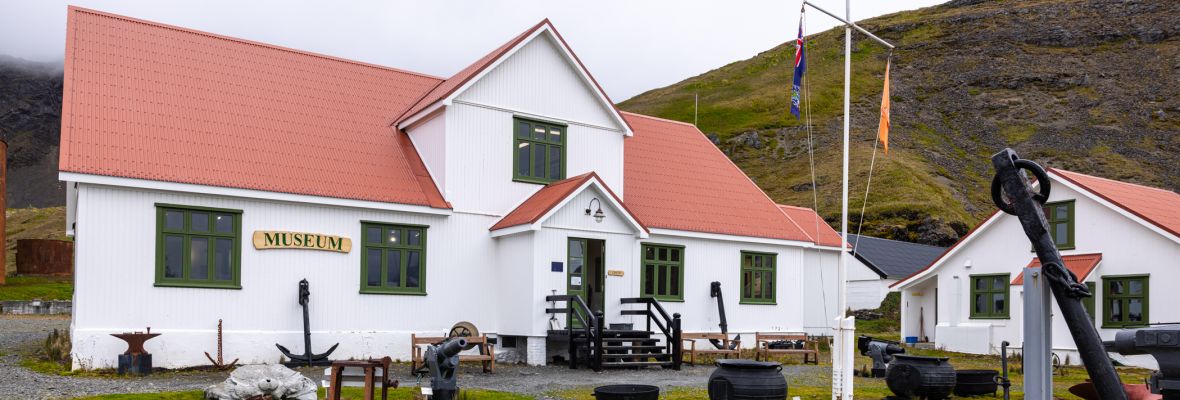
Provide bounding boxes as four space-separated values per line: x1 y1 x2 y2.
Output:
619 0 1180 245
0 55 65 208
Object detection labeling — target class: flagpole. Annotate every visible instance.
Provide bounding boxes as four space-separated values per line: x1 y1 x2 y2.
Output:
797 2 894 399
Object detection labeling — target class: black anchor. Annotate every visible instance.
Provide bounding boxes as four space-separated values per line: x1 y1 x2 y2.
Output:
276 279 338 367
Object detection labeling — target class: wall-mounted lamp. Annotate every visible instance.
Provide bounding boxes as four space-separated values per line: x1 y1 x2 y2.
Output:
585 198 605 223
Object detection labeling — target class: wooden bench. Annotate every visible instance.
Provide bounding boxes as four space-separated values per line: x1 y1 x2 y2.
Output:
680 333 740 365
410 334 495 374
326 357 397 400
754 332 819 364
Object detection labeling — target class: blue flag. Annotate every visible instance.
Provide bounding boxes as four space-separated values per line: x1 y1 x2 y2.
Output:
791 14 806 119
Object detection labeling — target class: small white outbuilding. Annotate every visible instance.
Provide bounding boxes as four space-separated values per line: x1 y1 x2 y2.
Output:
892 168 1180 369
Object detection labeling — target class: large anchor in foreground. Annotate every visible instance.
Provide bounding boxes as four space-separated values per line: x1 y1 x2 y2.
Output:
990 149 1126 400
276 279 338 367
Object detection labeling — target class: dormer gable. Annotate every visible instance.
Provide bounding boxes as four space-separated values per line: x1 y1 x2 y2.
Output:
396 20 632 137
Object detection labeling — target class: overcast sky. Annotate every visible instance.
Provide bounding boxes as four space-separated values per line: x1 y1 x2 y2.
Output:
0 0 945 101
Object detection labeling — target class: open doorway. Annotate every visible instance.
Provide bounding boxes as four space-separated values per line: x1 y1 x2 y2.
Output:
567 238 605 327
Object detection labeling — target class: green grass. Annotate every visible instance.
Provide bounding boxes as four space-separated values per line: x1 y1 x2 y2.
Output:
0 275 73 301
70 387 533 400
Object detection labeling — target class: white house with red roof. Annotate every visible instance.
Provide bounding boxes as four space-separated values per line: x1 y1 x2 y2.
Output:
58 7 849 370
891 168 1180 369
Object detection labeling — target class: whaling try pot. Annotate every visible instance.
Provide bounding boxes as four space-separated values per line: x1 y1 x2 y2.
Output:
708 359 788 400
952 369 998 397
885 354 955 400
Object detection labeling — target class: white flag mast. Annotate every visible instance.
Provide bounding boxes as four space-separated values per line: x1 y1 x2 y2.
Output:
798 1 894 399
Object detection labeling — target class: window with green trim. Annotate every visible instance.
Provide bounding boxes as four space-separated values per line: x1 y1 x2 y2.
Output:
1083 282 1097 326
1044 201 1075 249
361 222 427 294
740 251 776 304
155 205 241 289
969 274 1010 319
513 117 565 184
641 244 683 301
1103 275 1148 327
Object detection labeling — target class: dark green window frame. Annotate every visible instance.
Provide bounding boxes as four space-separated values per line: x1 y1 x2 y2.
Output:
640 243 684 302
1103 275 1148 328
740 251 777 304
1045 200 1075 250
513 117 566 184
154 204 242 289
360 222 427 295
969 274 1010 319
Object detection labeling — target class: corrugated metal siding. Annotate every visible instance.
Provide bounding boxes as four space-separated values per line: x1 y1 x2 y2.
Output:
407 113 447 196
494 233 535 336
445 103 623 216
71 184 496 368
541 188 635 235
457 35 621 130
802 249 839 334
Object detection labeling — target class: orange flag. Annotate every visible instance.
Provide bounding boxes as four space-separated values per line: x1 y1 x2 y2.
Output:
877 60 891 154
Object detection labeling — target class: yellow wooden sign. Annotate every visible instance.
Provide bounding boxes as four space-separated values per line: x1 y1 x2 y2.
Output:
252 231 351 253
607 270 625 277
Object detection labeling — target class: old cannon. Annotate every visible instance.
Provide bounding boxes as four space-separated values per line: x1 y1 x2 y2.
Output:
1106 325 1180 399
858 335 904 378
425 337 467 400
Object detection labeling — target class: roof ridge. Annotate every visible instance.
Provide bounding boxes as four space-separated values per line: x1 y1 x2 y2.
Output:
68 6 446 81
1052 168 1178 195
618 111 696 127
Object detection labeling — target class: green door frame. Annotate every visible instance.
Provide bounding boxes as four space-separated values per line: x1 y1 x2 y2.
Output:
567 237 605 328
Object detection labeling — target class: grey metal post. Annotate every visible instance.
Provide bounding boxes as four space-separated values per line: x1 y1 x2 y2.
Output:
1023 268 1053 399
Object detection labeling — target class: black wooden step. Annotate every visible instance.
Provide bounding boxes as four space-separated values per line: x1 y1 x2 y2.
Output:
601 361 672 368
603 353 671 359
601 345 665 351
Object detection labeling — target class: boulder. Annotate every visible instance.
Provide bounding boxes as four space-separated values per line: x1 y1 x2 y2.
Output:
204 364 318 400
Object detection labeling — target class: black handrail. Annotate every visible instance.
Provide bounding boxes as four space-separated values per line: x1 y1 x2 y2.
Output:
620 297 682 370
545 294 601 371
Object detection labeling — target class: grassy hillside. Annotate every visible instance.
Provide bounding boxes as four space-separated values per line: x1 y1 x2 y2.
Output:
619 0 1180 245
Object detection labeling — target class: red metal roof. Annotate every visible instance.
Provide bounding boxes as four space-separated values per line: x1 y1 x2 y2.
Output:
59 7 449 208
489 172 644 232
1012 253 1102 285
1052 168 1180 239
778 205 842 247
622 112 813 242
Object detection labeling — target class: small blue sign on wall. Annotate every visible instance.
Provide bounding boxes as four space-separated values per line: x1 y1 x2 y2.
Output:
551 262 563 272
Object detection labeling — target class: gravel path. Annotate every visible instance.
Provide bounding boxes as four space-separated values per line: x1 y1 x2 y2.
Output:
0 315 229 400
0 315 832 399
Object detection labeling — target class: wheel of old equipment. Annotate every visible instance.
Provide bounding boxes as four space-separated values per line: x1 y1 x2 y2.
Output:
991 158 1051 215
448 321 481 351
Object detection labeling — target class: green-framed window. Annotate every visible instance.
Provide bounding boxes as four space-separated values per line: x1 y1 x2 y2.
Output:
1083 282 1097 326
155 204 242 289
740 251 776 304
513 117 566 184
1044 201 1075 249
969 274 1010 319
360 222 427 295
641 243 684 301
1103 275 1148 328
